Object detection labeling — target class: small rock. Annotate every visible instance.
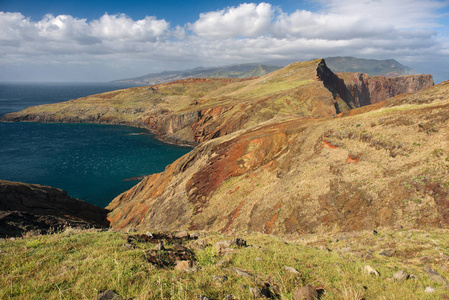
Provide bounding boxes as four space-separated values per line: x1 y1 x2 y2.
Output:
233 238 247 247
293 284 318 300
363 251 374 259
9 237 16 241
223 248 236 256
339 247 352 253
126 227 137 233
175 231 190 239
393 224 403 231
190 232 200 239
420 256 433 263
213 241 229 254
212 275 228 283
424 265 448 285
317 244 331 252
97 290 123 300
174 260 193 271
379 249 396 257
425 286 435 293
284 266 300 274
362 265 380 276
124 243 135 250
232 267 253 278
255 257 262 261
184 267 199 273
172 244 189 252
393 270 409 281
213 238 246 252
216 259 229 268
145 231 153 238
249 287 263 298
191 239 206 250
154 242 165 251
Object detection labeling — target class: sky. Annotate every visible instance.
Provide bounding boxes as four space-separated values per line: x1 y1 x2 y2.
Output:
0 0 448 83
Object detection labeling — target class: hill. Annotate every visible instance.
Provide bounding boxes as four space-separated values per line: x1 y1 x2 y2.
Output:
112 63 280 85
1 57 448 299
112 57 417 85
325 56 414 76
2 59 432 146
1 58 439 235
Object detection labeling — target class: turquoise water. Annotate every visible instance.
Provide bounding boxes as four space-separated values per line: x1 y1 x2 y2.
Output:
0 83 191 208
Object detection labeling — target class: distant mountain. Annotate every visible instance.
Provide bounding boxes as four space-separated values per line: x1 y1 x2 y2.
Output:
112 63 281 85
324 56 415 76
113 57 417 85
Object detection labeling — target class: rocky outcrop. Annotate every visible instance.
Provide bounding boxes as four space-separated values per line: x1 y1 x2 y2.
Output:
335 73 434 109
0 180 109 237
317 60 434 112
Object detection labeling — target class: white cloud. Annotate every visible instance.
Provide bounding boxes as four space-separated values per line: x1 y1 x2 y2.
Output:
90 13 169 41
320 0 446 29
189 3 274 38
0 1 448 82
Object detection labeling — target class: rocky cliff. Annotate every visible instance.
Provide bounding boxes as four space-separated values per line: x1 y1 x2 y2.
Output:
0 180 109 237
335 72 434 109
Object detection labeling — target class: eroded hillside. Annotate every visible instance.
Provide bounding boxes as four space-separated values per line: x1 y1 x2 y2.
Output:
1 59 432 146
107 81 449 234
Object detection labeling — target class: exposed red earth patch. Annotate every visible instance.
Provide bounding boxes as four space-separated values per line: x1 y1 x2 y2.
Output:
322 140 339 149
346 155 359 164
221 200 246 233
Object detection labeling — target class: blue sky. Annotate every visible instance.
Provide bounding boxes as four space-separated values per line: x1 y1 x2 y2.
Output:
1 0 448 82
0 0 317 25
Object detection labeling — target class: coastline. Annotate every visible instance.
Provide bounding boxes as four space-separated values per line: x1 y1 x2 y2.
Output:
0 117 197 148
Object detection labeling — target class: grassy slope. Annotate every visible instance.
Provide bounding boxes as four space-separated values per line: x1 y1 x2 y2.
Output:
1 228 449 299
106 80 449 234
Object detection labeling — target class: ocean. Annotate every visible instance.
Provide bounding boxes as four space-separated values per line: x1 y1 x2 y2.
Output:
0 82 191 208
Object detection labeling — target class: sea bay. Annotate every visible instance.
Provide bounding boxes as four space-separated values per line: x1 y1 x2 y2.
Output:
0 83 191 208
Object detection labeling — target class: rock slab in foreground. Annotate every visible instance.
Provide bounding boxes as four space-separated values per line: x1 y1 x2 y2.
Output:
0 180 109 237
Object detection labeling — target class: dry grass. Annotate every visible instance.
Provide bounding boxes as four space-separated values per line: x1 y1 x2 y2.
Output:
1 228 449 299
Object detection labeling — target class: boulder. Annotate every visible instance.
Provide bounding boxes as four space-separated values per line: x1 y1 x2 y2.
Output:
293 285 318 300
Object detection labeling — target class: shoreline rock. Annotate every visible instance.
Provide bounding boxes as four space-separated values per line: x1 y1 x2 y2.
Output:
0 180 109 237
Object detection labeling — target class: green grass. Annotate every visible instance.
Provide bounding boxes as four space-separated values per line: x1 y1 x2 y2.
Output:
2 228 449 299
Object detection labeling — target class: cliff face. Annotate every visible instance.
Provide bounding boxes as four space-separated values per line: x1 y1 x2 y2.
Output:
316 60 434 112
0 180 109 237
335 73 434 109
107 81 449 233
